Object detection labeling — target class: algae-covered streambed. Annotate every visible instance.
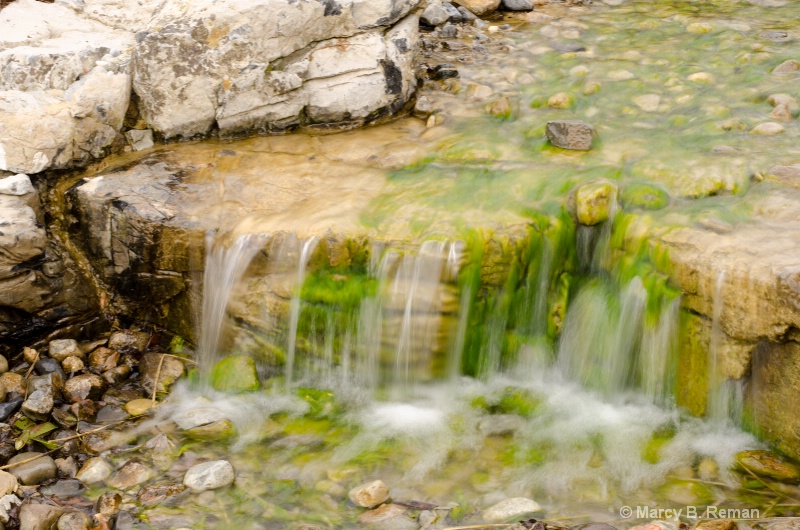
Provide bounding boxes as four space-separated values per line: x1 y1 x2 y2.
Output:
56 0 800 528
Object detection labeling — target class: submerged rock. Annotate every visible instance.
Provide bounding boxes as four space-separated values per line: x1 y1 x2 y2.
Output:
735 450 800 482
357 503 416 529
348 480 391 508
576 181 618 226
772 59 800 74
75 457 114 485
501 0 534 11
458 0 502 16
182 460 235 492
210 355 260 393
140 354 185 395
483 497 542 521
545 120 595 150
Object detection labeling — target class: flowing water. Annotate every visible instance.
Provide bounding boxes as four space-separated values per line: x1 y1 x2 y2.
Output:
71 0 800 527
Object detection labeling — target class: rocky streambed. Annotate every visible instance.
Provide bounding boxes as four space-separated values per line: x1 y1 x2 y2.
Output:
1 0 800 528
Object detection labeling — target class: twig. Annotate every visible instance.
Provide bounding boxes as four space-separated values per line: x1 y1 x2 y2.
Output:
666 475 731 488
23 349 41 399
151 354 166 405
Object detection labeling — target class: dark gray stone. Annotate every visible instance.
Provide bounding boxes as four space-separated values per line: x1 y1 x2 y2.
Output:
501 0 534 10
8 453 58 485
421 3 449 26
545 120 595 150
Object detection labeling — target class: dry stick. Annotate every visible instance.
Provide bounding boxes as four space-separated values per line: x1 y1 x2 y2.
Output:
150 354 197 405
23 349 41 399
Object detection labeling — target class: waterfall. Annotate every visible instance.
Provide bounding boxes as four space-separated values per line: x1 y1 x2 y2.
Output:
197 231 265 376
284 236 320 388
707 270 744 424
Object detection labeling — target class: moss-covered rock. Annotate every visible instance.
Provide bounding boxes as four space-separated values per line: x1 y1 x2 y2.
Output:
621 182 670 211
576 180 618 226
210 355 260 393
735 450 800 483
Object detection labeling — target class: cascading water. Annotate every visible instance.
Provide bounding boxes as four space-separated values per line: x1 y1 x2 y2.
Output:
285 236 320 388
197 231 266 377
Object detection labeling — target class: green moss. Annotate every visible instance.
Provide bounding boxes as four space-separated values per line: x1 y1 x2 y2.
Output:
210 355 260 393
621 182 670 211
296 387 340 419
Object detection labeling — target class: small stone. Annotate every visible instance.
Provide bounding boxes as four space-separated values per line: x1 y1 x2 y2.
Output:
736 450 800 482
414 96 435 119
772 59 800 74
348 480 390 508
0 471 17 496
21 389 54 422
687 22 714 34
501 0 534 10
125 129 154 152
608 70 635 81
545 120 595 150
767 93 799 113
0 356 7 374
107 331 149 353
96 405 129 424
751 122 785 135
0 398 23 422
576 181 618 225
458 6 478 20
63 374 105 403
633 94 661 112
182 460 235 492
0 373 24 395
124 399 154 416
7 453 58 485
113 511 135 530
421 3 449 26
34 357 65 379
140 354 185 395
769 104 793 121
186 419 235 441
547 92 573 109
487 96 515 119
137 482 187 507
102 365 132 385
457 0 501 16
19 503 64 530
61 356 84 373
70 400 97 422
209 355 260 393
0 494 21 524
688 72 715 83
0 174 34 196
75 457 114 485
23 347 38 364
482 497 542 522
95 491 121 517
88 347 119 371
40 479 84 498
440 22 458 38
49 340 84 362
173 408 228 430
54 457 77 479
57 511 91 530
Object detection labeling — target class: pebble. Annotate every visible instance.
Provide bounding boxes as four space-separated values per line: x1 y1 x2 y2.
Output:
483 497 542 522
0 471 17 496
96 404 129 424
0 356 7 374
75 457 114 485
40 479 84 498
140 353 185 395
183 460 235 492
23 346 39 363
63 374 106 402
421 3 449 26
357 503 407 523
688 72 715 83
124 399 154 416
0 494 21 524
736 449 800 482
0 372 24 395
772 59 800 74
137 482 187 507
107 460 154 489
34 357 65 379
21 388 54 422
7 453 58 485
348 480 390 508
545 120 596 150
751 122 785 135
57 511 92 530
61 356 84 373
96 491 122 517
107 331 149 353
19 503 64 530
767 93 798 112
633 94 661 112
547 92 573 109
0 398 23 422
49 340 84 362
501 0 534 10
769 104 793 121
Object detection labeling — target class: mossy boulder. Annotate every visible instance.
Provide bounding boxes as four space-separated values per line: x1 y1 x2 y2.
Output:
735 450 800 483
621 182 670 211
210 355 260 393
576 180 618 225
